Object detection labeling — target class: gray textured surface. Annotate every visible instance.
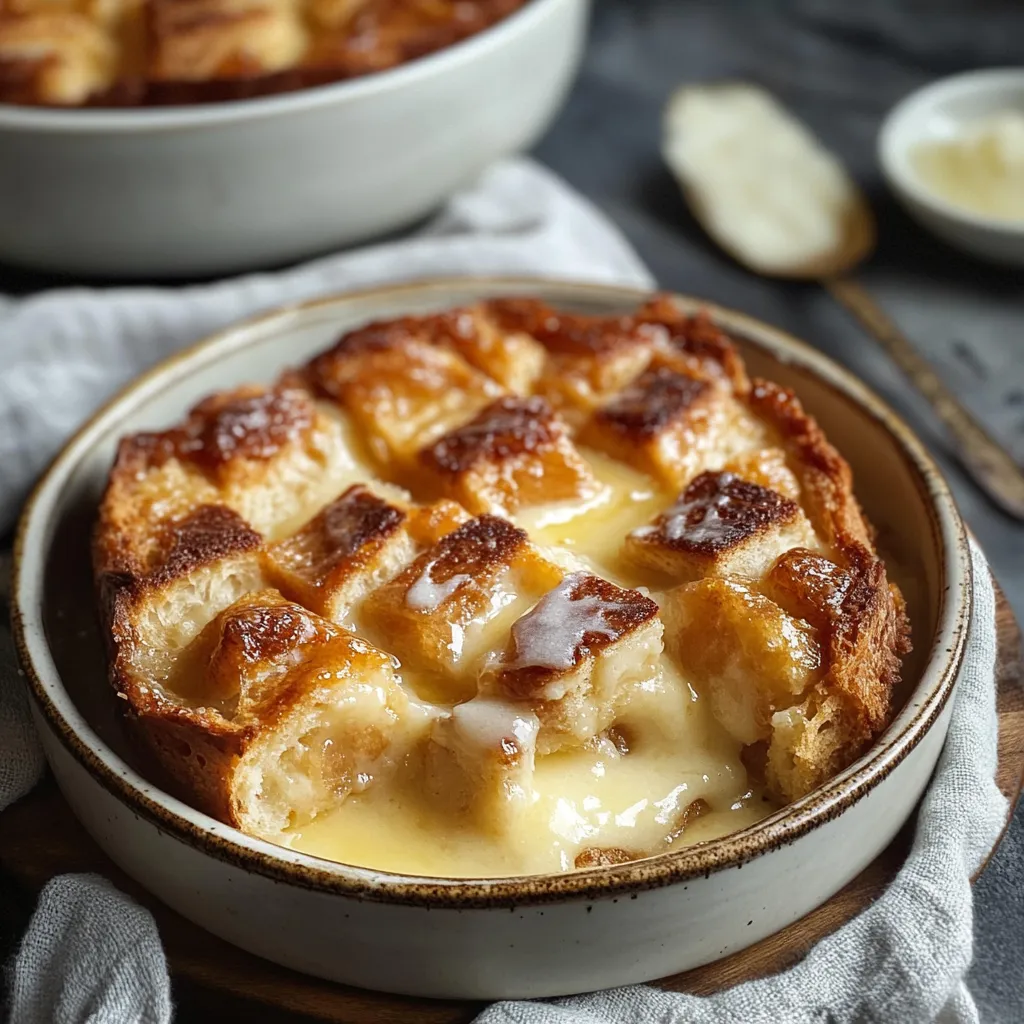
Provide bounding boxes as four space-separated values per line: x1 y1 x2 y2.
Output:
534 2 1023 1021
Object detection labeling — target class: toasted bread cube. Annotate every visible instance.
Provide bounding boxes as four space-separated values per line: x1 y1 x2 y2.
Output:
661 578 823 746
109 385 369 547
765 691 848 803
264 485 472 626
763 548 854 631
485 298 663 426
148 0 308 81
113 504 268 692
231 625 409 838
435 307 547 395
263 483 417 623
765 546 908 740
360 515 563 688
636 295 750 394
98 445 222 575
625 471 819 583
307 318 503 464
485 572 663 754
405 497 474 546
131 588 411 838
582 367 713 486
170 590 342 711
423 698 539 836
583 367 770 489
722 447 801 501
419 396 600 516
218 395 367 540
0 11 117 105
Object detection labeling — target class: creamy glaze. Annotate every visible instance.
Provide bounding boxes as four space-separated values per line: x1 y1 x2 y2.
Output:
506 573 625 672
405 562 471 612
642 471 740 544
286 447 776 876
290 665 768 877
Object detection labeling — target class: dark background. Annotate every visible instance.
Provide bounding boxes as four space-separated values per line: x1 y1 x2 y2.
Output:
2 0 1022 1020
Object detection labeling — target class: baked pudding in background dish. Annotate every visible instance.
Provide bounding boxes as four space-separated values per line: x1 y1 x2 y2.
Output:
93 294 911 878
0 0 529 107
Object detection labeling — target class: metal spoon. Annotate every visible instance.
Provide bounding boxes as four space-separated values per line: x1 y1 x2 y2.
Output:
663 82 1024 520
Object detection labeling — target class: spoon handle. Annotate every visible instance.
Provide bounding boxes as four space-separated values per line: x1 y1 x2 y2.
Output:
825 275 1024 520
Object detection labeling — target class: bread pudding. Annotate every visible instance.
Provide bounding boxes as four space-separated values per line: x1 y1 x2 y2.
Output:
93 294 911 877
0 0 528 106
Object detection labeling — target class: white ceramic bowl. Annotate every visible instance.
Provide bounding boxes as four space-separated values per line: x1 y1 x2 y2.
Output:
12 278 971 999
0 0 587 278
879 68 1024 266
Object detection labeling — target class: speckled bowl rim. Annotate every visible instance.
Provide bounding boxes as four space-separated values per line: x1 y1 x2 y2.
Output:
11 276 972 908
0 0 563 131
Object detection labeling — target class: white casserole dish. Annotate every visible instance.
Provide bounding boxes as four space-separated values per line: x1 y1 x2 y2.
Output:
0 0 588 278
12 278 971 999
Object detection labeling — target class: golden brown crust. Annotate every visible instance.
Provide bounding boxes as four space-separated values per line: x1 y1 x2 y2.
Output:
94 290 911 842
0 0 528 106
746 377 873 551
419 395 597 515
494 572 660 701
130 385 317 481
424 396 564 476
358 514 562 688
262 483 410 615
484 298 663 360
591 367 712 440
581 364 768 488
639 470 802 555
636 296 750 394
307 316 502 465
484 298 663 422
110 588 401 827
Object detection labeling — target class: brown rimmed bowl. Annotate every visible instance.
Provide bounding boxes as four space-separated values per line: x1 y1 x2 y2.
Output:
11 277 971 999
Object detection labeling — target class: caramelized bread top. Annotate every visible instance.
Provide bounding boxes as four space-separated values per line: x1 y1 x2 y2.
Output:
94 293 910 854
0 0 528 106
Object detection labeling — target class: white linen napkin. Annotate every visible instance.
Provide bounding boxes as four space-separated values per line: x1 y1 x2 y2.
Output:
0 158 1007 1024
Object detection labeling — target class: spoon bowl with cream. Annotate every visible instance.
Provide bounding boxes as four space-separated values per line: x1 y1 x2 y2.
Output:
880 68 1024 266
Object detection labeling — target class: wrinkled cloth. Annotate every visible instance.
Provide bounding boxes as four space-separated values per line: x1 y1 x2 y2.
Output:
5 876 171 1024
0 158 1005 1024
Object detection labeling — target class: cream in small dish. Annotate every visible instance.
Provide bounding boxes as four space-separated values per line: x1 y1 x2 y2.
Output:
880 68 1024 265
911 111 1024 222
13 279 969 999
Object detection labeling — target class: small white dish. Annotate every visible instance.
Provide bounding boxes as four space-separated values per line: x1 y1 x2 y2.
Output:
878 68 1024 266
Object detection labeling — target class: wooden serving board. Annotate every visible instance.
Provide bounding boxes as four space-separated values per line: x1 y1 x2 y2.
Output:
2 583 1022 1022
